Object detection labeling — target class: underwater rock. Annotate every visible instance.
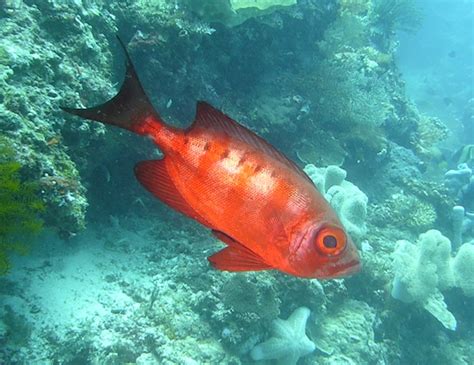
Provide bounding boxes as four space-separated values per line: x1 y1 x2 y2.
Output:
391 229 474 330
250 306 315 365
304 164 368 241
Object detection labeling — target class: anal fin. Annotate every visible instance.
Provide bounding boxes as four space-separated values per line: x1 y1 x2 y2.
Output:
208 231 272 272
134 159 212 228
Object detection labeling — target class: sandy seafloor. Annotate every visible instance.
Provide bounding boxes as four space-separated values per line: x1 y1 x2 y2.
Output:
1 214 237 364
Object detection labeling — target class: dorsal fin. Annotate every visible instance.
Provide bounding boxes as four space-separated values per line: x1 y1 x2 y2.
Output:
189 102 313 184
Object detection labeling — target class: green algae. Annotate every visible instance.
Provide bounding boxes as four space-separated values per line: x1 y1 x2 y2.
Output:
0 137 44 275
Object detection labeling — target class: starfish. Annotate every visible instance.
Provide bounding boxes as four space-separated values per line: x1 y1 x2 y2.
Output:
250 307 316 365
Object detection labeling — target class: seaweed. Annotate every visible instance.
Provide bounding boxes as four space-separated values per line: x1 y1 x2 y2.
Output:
0 137 44 275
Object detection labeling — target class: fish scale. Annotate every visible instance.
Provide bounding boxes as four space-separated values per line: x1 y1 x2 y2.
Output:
61 37 360 278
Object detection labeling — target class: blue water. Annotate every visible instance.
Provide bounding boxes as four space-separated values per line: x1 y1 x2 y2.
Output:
0 1 473 364
397 0 474 143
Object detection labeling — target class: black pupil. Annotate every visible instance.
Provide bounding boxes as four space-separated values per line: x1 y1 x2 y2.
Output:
323 235 337 248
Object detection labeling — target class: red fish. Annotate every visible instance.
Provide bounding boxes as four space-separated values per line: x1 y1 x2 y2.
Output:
62 39 360 278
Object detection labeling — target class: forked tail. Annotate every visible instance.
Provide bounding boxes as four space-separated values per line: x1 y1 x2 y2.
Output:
61 36 163 136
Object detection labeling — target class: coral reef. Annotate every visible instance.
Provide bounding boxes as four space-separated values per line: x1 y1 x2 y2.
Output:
1 0 472 364
0 0 116 235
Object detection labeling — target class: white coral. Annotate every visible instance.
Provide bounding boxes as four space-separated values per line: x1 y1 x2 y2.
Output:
391 229 474 330
304 164 368 240
250 307 315 365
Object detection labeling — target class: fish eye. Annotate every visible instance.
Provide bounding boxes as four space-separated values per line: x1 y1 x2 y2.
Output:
315 226 347 256
323 235 337 248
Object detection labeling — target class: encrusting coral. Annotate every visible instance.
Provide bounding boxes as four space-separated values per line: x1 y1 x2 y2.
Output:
250 307 315 365
391 229 474 330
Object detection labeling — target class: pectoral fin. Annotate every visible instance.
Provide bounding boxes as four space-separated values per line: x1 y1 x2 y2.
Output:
208 231 272 271
135 159 212 228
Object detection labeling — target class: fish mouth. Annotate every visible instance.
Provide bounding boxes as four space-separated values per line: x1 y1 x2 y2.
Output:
316 258 361 279
334 258 361 277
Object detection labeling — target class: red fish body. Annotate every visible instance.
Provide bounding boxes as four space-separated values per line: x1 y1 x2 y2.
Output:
62 39 360 278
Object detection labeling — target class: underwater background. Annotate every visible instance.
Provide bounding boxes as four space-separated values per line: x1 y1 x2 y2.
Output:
0 0 473 364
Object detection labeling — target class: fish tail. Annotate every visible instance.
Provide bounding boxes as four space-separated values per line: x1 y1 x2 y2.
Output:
61 36 165 137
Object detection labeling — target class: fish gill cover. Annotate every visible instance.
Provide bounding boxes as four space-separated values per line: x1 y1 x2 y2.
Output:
0 0 473 364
